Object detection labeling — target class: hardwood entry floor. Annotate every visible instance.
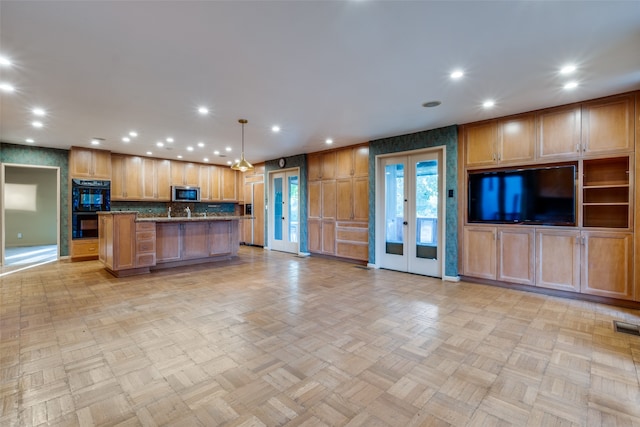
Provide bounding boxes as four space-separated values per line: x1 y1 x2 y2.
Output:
1 247 639 426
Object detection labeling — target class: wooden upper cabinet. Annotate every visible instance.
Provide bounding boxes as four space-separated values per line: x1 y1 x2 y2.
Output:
111 155 142 200
352 176 369 222
156 160 171 200
307 153 322 181
464 121 498 167
199 165 211 201
221 167 237 201
209 166 221 201
537 104 581 159
336 145 370 178
582 93 635 156
70 147 111 179
498 114 535 164
170 161 199 186
336 179 353 220
321 151 337 180
321 180 336 220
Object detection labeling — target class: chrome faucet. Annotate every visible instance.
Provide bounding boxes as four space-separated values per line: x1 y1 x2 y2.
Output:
167 206 171 218
185 207 191 218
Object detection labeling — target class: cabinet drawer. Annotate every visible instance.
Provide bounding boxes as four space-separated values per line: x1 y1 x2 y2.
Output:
136 240 156 253
336 228 368 243
336 242 368 260
136 253 156 267
136 222 156 231
72 240 99 257
136 231 156 241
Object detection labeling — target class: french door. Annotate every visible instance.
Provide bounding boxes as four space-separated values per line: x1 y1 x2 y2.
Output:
377 150 443 277
270 170 300 253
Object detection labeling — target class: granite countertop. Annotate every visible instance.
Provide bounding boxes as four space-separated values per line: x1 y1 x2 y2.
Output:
98 211 252 221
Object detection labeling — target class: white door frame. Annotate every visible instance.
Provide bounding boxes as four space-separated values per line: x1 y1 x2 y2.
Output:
1 163 61 266
268 167 300 254
374 146 446 278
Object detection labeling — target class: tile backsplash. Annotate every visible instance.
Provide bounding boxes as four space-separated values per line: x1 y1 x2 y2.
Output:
111 201 237 217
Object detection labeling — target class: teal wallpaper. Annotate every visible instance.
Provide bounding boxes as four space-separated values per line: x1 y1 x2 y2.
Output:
1 142 70 256
264 154 308 253
368 125 459 278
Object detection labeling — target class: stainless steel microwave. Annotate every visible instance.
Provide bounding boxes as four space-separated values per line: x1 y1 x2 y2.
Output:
171 186 201 202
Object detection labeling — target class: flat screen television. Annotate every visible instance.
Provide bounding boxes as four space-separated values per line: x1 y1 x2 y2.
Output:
468 164 576 225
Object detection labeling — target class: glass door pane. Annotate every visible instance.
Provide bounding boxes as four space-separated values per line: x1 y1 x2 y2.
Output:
288 175 299 243
273 176 283 241
415 160 438 259
385 163 404 255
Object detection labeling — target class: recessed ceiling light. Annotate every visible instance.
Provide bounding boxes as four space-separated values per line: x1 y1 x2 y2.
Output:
156 141 164 147
226 161 232 165
32 121 43 128
198 106 209 115
225 147 232 152
197 142 205 148
213 150 220 155
422 100 441 108
25 138 34 143
0 83 15 92
177 155 183 159
166 137 174 143
272 125 281 133
203 158 209 162
325 138 333 144
91 139 101 145
129 131 138 137
560 64 577 75
122 137 130 142
187 146 194 151
564 81 578 90
450 70 464 79
32 107 46 117
482 100 495 108
147 151 152 155
0 56 12 67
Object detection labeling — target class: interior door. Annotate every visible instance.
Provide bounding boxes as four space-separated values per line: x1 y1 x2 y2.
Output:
378 151 443 277
270 170 299 253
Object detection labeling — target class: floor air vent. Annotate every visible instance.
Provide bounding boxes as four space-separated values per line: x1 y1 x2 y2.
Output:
354 265 370 270
613 321 640 336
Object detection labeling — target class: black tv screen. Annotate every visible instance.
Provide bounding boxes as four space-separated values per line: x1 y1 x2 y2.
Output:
468 165 576 225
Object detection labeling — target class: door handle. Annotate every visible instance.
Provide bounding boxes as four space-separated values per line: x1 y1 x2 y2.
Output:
403 221 408 225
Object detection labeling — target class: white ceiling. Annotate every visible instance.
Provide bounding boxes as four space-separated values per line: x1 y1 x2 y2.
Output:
1 1 639 165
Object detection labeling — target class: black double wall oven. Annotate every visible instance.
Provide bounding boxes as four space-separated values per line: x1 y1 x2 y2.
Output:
72 179 110 239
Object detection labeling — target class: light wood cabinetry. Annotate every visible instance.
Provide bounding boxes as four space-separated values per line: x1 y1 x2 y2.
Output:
462 226 534 285
336 144 369 178
171 161 199 187
209 221 233 255
156 223 181 263
156 220 240 264
69 147 112 179
535 229 580 292
111 155 143 200
582 156 632 229
537 104 581 160
242 178 264 246
135 222 156 267
220 167 238 201
182 222 209 260
581 231 634 299
581 93 635 156
71 239 99 261
141 158 171 201
463 114 535 167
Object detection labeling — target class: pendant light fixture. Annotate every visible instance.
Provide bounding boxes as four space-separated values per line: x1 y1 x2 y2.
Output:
231 118 254 172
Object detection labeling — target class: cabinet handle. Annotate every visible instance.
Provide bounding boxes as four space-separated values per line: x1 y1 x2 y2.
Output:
497 153 501 161
576 144 580 152
492 153 496 161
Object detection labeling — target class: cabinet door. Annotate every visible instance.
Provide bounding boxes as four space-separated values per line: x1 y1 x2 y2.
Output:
182 222 209 260
70 148 93 177
499 114 535 164
142 158 156 200
199 166 211 201
156 223 181 263
336 148 354 178
308 181 322 219
221 167 237 200
535 229 580 292
308 153 323 181
110 155 125 200
321 180 336 220
253 182 265 246
352 176 369 222
209 166 221 200
170 161 185 186
184 163 199 187
124 156 143 199
582 94 634 155
464 121 497 167
209 221 232 255
322 220 335 255
463 226 497 279
353 145 369 177
497 227 534 285
322 151 337 180
537 105 581 159
156 160 172 201
113 215 136 270
308 219 322 252
581 231 633 299
92 150 112 179
336 179 353 220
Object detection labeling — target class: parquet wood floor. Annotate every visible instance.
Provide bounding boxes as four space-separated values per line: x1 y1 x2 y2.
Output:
1 247 639 426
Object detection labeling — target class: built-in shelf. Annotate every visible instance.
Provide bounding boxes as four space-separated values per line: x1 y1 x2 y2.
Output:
582 156 630 228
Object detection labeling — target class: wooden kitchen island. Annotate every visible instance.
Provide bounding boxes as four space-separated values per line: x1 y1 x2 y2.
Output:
98 212 248 277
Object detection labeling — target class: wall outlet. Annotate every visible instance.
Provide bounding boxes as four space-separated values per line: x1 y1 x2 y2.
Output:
17 232 22 239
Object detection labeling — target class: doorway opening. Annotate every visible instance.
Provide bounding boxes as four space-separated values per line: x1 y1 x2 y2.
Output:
1 164 60 267
269 168 300 254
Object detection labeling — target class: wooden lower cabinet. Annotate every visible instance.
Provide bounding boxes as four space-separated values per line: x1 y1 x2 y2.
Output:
156 223 181 263
308 219 335 255
335 221 368 261
135 222 156 267
156 220 240 264
72 239 100 261
182 222 209 260
463 226 534 285
581 231 634 300
98 213 137 272
535 229 580 292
